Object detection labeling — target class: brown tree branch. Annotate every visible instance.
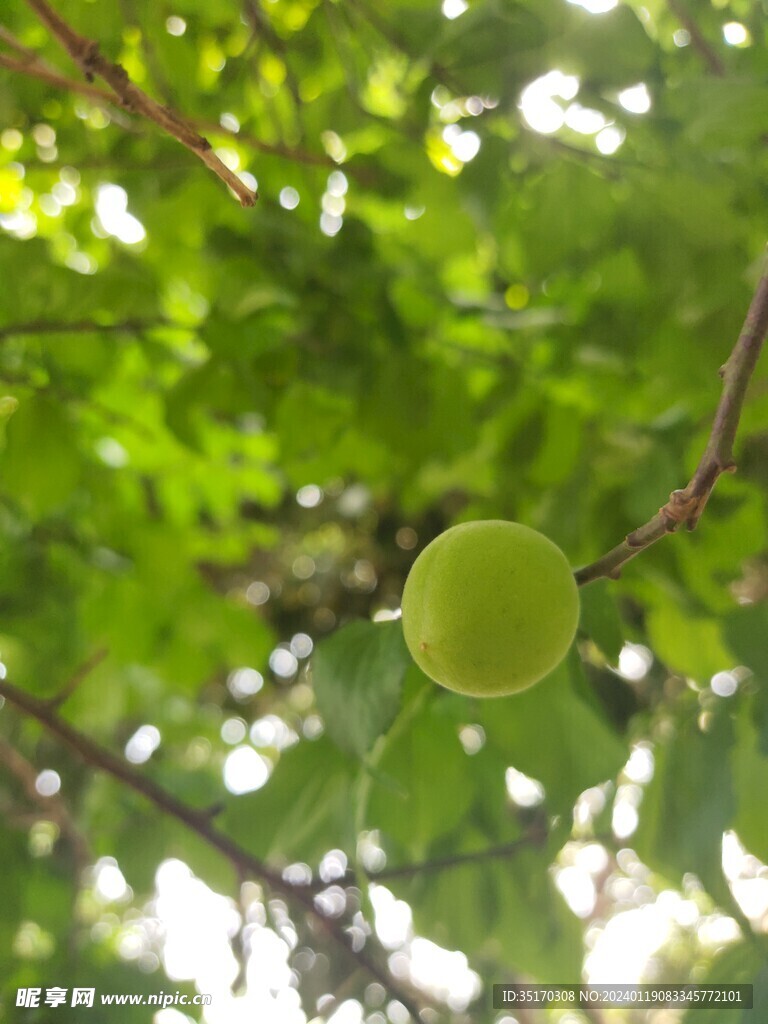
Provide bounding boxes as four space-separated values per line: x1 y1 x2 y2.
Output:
0 678 428 1020
21 0 257 206
666 0 726 77
0 49 342 172
575 253 768 586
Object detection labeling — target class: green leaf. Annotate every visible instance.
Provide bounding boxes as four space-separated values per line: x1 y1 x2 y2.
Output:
553 5 656 84
646 601 734 684
1 0 768 1001
682 81 768 147
312 619 412 759
222 737 356 865
0 831 28 965
476 658 627 816
724 604 768 684
633 704 734 893
398 845 583 981
731 694 768 863
679 941 768 1024
579 581 624 662
0 396 80 517
367 692 475 859
276 382 353 485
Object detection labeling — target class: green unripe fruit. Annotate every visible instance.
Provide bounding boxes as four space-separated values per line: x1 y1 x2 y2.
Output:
401 520 580 697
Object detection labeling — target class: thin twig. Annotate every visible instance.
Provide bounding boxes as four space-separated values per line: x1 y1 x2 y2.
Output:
0 50 341 172
315 967 369 1020
0 366 158 438
346 0 463 95
666 0 726 76
196 119 340 169
22 0 257 206
0 735 91 868
575 253 768 586
304 829 546 893
0 45 137 130
0 23 45 61
241 0 304 117
0 318 167 342
0 50 112 102
0 678 428 1020
537 134 645 172
375 831 545 880
46 647 109 710
117 0 175 105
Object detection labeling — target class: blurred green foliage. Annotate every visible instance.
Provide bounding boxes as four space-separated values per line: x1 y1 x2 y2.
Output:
0 0 767 1019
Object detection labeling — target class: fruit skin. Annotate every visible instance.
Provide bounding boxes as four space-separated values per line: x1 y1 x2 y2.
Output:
401 520 579 697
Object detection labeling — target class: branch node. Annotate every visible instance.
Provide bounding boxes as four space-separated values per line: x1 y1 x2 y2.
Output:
663 488 700 527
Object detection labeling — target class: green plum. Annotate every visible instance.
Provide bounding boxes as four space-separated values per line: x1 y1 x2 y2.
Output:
401 520 579 697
